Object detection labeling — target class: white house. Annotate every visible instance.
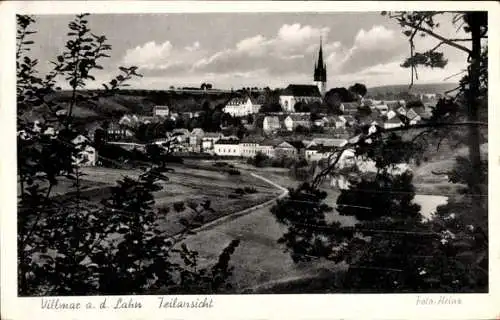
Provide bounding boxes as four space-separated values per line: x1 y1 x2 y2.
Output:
153 105 170 117
284 113 311 131
239 136 263 158
279 84 322 112
274 141 297 158
309 138 348 148
201 132 223 152
223 96 261 117
331 149 410 189
263 116 281 133
107 122 134 141
386 109 397 120
384 116 404 129
257 139 278 158
305 145 320 161
72 135 97 166
214 138 241 156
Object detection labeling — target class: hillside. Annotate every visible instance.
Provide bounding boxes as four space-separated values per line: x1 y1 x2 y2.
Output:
368 83 458 96
20 89 238 123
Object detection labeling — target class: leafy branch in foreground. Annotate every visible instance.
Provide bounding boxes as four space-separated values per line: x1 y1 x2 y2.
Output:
17 14 238 296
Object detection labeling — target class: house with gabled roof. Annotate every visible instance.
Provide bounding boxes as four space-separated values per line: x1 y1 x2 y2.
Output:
284 113 311 131
258 138 280 158
279 84 322 112
201 132 223 152
384 115 404 129
263 116 281 133
223 96 261 117
274 141 297 158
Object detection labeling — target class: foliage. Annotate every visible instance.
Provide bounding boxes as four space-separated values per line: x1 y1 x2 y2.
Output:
349 83 368 97
17 14 238 296
259 102 282 113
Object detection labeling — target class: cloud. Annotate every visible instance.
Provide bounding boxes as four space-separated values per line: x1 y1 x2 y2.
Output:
123 41 173 67
277 23 329 44
354 25 396 50
337 25 407 74
185 41 200 52
193 23 329 75
122 40 206 74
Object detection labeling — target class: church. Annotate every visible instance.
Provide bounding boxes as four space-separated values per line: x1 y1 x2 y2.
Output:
279 38 327 112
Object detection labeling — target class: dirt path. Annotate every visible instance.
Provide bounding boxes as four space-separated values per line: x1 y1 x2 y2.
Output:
177 171 341 293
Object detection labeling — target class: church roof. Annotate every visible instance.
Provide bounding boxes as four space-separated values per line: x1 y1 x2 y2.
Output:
282 84 321 97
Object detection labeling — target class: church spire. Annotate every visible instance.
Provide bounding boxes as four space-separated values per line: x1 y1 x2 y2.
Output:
314 35 327 97
318 35 324 68
314 36 326 82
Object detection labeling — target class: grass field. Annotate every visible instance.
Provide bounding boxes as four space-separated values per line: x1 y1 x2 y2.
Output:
79 164 280 236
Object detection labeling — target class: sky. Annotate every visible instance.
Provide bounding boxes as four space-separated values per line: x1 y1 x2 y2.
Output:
28 12 470 90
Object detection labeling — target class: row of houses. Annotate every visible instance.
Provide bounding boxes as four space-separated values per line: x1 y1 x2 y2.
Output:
212 135 349 162
259 101 431 133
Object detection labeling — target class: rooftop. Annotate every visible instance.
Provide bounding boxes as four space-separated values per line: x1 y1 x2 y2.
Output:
281 84 321 97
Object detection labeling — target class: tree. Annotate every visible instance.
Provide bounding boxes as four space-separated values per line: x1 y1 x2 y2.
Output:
349 83 368 98
294 102 310 113
246 114 254 125
17 14 238 296
259 102 282 113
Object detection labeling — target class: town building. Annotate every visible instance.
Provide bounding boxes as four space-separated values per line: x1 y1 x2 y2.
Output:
384 116 404 129
274 141 297 158
331 149 410 189
107 122 134 141
239 135 263 158
263 116 281 133
153 105 170 117
223 96 261 117
257 139 279 158
305 144 322 162
287 140 306 158
284 113 311 131
279 85 322 113
214 137 241 156
201 132 223 153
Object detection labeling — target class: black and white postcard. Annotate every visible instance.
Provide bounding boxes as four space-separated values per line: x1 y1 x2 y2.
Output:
1 1 499 319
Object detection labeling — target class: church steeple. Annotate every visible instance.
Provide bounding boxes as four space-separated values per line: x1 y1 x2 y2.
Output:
314 36 327 96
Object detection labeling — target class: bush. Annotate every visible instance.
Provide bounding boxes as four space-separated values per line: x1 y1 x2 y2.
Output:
227 169 241 175
243 187 257 194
